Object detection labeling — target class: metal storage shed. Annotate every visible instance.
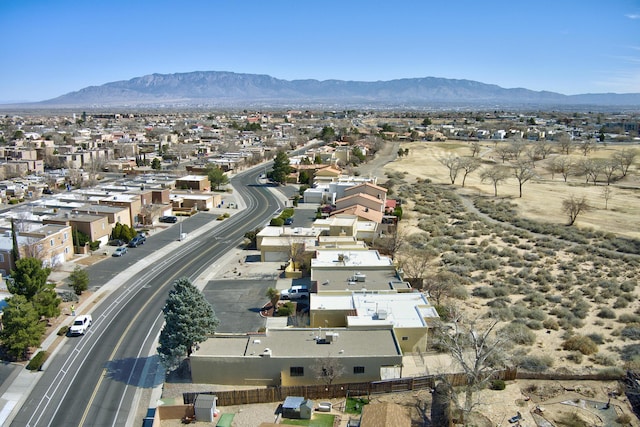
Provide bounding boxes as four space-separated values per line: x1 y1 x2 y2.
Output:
194 394 217 422
282 396 313 419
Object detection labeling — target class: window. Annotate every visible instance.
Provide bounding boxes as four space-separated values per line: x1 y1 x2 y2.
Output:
50 239 54 247
0 254 4 262
290 367 304 377
353 366 365 374
64 247 69 254
63 232 68 241
402 336 409 341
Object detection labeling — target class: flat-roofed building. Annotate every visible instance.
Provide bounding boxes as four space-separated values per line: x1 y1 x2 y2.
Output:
309 292 439 352
312 249 411 294
190 328 403 386
175 175 210 191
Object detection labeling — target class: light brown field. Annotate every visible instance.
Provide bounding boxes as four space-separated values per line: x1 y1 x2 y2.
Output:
384 140 640 239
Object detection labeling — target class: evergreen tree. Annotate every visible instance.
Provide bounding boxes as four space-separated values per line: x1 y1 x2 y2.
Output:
8 257 52 300
0 295 45 360
32 288 62 318
270 151 291 185
157 277 219 371
151 158 162 170
206 165 229 190
69 266 90 295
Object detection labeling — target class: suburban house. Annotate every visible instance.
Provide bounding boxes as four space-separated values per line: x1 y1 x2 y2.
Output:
334 193 384 214
190 328 403 386
0 223 73 274
312 213 379 242
44 212 112 248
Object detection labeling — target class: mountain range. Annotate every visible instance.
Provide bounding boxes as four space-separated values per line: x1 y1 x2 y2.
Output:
19 71 640 109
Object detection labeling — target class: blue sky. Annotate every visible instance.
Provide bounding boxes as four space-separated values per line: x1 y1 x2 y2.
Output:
1 0 639 102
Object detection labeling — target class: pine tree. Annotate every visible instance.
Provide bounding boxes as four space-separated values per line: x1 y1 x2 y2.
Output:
157 277 219 371
270 151 291 185
8 257 52 300
0 295 45 360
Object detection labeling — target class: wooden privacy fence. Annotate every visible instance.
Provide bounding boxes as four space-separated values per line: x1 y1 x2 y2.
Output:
183 367 518 406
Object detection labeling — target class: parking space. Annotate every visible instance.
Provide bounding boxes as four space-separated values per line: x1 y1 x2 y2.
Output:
202 279 276 333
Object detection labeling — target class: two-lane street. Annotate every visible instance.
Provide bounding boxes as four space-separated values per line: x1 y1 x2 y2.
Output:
11 165 285 427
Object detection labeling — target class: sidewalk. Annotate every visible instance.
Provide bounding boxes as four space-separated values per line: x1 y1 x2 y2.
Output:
0 182 290 427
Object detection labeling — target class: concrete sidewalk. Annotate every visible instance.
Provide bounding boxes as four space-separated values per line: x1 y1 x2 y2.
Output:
0 182 290 427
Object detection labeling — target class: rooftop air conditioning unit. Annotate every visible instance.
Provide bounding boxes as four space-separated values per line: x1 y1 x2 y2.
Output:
260 348 272 357
376 309 388 320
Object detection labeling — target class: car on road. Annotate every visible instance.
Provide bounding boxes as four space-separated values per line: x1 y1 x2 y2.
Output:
69 314 92 335
159 215 178 223
128 235 146 247
112 247 128 257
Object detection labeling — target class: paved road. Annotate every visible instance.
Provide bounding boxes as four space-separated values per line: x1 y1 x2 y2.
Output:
9 166 286 427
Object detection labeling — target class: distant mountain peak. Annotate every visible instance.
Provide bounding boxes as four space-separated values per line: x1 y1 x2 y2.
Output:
28 71 640 109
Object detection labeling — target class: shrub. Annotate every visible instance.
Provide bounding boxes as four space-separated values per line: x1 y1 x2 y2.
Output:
619 314 640 324
613 297 630 309
543 318 559 330
597 308 616 319
501 323 536 345
26 351 48 371
276 302 295 317
57 326 69 336
270 217 284 226
562 335 599 355
621 326 640 341
490 379 506 390
518 355 553 372
586 333 605 345
472 287 495 299
567 351 583 364
591 353 616 366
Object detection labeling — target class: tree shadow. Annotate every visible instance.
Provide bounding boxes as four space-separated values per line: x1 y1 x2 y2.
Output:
104 354 165 388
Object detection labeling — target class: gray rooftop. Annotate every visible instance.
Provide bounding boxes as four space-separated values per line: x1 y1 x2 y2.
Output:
197 328 401 358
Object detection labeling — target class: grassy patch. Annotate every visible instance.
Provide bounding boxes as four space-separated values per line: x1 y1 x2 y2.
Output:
281 414 335 427
345 397 369 414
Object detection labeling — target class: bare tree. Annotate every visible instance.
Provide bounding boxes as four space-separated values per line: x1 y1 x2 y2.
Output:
612 148 637 178
375 225 407 260
423 271 470 306
601 187 613 210
534 140 553 159
601 159 618 185
480 166 510 197
469 141 482 157
562 195 591 226
578 158 603 185
494 145 512 163
311 355 345 386
509 140 527 160
396 248 433 289
557 133 574 155
434 317 509 415
549 156 573 182
512 161 536 198
459 157 481 187
579 138 597 156
439 154 461 184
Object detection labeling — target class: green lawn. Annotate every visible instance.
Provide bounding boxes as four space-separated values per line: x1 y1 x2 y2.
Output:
281 413 335 427
345 397 369 414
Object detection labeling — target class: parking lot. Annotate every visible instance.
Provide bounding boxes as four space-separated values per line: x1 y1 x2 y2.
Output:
202 279 277 333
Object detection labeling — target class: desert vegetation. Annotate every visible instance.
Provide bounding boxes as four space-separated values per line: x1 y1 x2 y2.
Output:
383 139 640 376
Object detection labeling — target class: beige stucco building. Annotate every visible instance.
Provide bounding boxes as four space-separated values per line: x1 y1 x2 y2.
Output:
190 328 403 386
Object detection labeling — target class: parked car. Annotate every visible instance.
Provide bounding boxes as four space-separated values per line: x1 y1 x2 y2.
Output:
69 314 92 335
108 239 125 246
159 215 178 223
284 217 294 225
112 247 128 257
281 285 309 300
128 235 146 247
